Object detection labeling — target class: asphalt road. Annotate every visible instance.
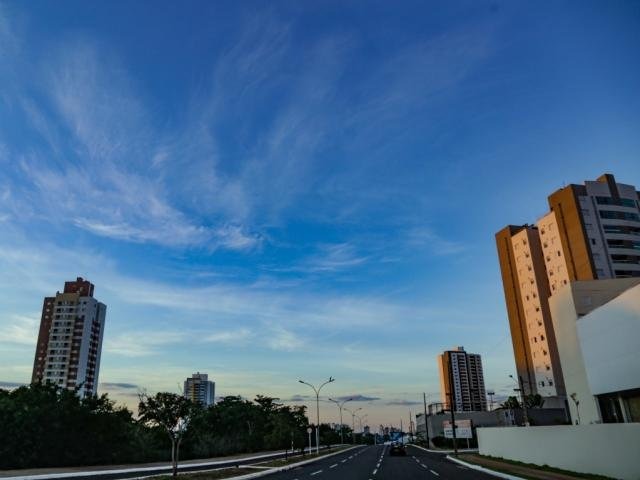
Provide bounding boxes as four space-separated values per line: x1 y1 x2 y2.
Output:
264 444 497 480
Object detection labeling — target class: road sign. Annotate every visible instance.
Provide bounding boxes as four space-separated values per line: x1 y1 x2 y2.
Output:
307 427 313 434
443 419 472 439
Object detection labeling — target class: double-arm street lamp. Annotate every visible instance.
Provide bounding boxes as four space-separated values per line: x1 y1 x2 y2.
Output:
357 413 368 442
328 397 352 445
509 374 530 426
344 406 362 444
299 377 335 454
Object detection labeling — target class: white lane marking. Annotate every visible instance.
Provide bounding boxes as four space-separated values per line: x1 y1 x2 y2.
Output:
341 459 347 463
372 468 378 475
329 464 338 469
310 470 323 476
349 455 353 459
376 462 380 468
430 469 440 476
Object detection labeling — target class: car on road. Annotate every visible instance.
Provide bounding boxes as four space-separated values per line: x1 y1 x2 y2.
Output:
389 442 406 456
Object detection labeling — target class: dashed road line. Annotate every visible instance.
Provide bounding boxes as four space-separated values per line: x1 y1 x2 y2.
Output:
329 464 337 469
372 468 378 475
310 470 323 476
430 469 440 476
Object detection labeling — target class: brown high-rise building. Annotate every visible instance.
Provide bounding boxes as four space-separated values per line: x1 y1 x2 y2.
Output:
496 174 640 401
438 346 487 412
32 277 107 397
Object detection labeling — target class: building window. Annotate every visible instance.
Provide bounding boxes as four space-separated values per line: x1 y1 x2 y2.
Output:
591 238 596 246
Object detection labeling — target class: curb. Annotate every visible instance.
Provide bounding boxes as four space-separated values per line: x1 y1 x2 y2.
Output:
409 444 479 455
136 445 363 480
446 455 525 480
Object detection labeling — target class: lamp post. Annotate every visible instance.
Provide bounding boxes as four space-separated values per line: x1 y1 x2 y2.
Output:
570 393 581 425
356 413 367 444
487 390 495 411
328 397 352 445
345 407 362 444
509 374 530 426
299 377 335 454
422 393 430 448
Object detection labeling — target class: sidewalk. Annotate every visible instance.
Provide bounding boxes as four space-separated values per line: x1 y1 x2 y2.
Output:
454 454 614 480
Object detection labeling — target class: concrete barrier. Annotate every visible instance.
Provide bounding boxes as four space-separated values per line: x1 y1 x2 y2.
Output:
477 424 640 480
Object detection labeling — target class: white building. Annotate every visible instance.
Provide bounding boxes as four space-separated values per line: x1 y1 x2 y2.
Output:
549 278 640 424
184 372 216 406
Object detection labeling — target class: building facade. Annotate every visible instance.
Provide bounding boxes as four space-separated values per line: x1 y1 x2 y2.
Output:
496 174 640 401
184 372 215 406
31 277 106 397
549 278 640 424
438 346 487 412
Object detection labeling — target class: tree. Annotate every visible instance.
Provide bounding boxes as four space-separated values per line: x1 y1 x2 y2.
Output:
524 394 545 409
138 392 196 477
499 396 520 409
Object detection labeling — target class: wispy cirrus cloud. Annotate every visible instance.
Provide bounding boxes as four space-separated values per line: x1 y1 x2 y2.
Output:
0 314 39 346
104 331 186 357
204 328 253 345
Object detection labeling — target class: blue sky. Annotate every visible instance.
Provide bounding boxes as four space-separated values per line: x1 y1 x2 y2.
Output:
1 1 639 426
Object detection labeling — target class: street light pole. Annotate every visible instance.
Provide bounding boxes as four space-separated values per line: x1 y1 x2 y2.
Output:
329 397 352 445
299 377 335 454
345 407 362 444
509 374 529 426
423 392 430 448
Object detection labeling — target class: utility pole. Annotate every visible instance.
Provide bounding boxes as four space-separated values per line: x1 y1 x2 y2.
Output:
423 392 430 448
519 375 530 426
447 351 458 455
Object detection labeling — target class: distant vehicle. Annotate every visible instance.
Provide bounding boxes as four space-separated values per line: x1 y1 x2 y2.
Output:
389 442 406 456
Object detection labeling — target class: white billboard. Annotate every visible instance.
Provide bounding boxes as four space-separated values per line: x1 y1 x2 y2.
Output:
443 419 472 439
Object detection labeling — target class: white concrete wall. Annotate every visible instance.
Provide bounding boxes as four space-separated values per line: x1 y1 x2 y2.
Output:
478 424 640 480
578 283 640 395
549 287 601 424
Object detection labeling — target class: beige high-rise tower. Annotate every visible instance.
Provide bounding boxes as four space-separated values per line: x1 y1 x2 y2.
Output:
496 174 640 401
438 346 487 412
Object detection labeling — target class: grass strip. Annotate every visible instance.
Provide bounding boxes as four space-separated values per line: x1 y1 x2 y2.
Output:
460 454 616 480
153 467 257 480
254 446 351 468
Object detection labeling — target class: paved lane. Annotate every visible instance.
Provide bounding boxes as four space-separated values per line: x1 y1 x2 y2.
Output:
262 445 373 480
264 444 498 480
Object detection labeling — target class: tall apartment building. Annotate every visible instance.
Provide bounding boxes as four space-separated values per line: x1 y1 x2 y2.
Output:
496 173 640 400
31 277 107 397
438 346 487 412
184 372 215 406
